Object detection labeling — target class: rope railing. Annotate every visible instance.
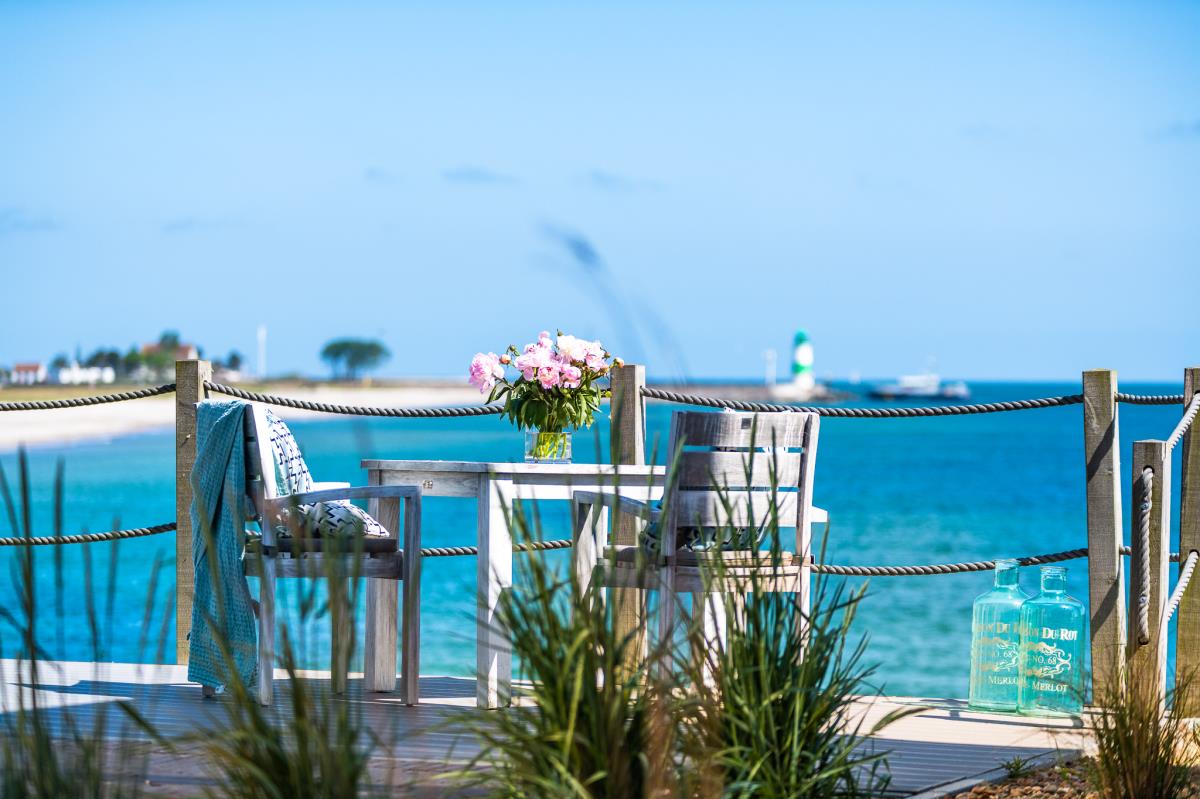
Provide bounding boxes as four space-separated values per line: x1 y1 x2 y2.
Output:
1164 550 1199 626
1136 467 1154 645
0 520 1184 581
1165 392 1200 452
0 522 177 546
1116 392 1186 405
640 387 1085 417
419 538 573 558
811 546 1092 576
0 384 176 411
0 380 1182 418
203 382 504 418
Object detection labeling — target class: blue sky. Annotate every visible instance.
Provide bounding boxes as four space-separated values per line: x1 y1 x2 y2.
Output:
1 1 1197 381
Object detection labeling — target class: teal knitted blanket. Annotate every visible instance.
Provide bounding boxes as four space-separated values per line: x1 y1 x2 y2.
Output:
187 399 258 692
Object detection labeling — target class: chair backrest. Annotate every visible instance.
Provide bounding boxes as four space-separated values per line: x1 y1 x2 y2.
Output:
243 404 313 526
662 410 820 552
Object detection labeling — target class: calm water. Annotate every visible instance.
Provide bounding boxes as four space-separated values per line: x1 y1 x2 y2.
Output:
0 381 1187 699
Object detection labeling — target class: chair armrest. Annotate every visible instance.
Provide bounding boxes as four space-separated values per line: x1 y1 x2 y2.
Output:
266 484 421 510
811 506 828 525
572 490 661 521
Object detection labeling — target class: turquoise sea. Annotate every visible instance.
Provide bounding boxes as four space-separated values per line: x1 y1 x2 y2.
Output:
0 381 1187 699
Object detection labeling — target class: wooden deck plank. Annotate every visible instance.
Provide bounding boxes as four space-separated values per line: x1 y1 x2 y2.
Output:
0 660 1087 797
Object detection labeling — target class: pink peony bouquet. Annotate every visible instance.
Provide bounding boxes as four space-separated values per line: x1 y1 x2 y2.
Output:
469 331 621 432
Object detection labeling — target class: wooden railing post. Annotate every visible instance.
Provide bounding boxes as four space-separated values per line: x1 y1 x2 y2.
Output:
176 359 212 663
1128 439 1171 697
1177 367 1200 712
610 364 646 666
1083 369 1125 700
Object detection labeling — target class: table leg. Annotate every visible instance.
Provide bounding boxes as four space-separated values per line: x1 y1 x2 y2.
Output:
477 476 513 709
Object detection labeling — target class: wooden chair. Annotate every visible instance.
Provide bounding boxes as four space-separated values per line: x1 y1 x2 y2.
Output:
571 410 820 661
238 403 422 706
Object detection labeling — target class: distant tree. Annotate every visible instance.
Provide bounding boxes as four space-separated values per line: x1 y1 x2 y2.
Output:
158 330 181 351
225 350 244 371
320 338 390 381
122 346 143 379
85 349 121 370
50 353 70 371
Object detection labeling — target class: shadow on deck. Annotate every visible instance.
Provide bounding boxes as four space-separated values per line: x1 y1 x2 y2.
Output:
0 659 1087 797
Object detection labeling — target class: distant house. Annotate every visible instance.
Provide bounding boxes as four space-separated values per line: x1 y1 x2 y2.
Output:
12 363 48 385
140 342 199 361
130 341 201 382
56 361 116 386
213 365 244 383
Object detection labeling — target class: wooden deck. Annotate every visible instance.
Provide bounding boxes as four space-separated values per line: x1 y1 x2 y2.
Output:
0 659 1090 797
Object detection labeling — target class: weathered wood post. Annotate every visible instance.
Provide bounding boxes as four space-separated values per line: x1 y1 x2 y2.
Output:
1128 439 1171 696
1083 369 1125 700
1177 367 1200 712
609 364 647 667
175 358 212 663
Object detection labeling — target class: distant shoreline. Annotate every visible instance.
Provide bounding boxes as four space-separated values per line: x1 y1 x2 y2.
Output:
0 377 1182 453
0 382 484 452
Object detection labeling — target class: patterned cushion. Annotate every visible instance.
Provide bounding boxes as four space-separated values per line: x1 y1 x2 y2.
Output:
263 409 389 539
265 410 313 496
640 516 763 557
273 499 389 539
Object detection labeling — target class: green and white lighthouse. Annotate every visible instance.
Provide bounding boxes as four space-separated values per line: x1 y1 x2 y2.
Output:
790 329 815 392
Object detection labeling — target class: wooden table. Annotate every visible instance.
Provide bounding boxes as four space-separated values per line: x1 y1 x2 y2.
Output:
362 460 667 709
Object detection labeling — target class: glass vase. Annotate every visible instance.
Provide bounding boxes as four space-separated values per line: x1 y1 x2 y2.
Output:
524 430 572 464
1018 565 1086 716
969 558 1029 712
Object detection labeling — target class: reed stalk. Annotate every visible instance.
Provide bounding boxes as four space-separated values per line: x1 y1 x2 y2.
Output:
1088 664 1199 799
0 449 158 798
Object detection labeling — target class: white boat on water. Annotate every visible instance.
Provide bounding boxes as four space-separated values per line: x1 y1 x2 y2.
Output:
869 372 970 400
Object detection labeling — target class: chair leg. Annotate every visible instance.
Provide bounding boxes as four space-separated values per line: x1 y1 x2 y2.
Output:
690 591 727 688
330 578 351 695
366 495 402 694
571 500 608 607
365 579 398 694
401 494 422 705
654 565 676 682
257 556 276 706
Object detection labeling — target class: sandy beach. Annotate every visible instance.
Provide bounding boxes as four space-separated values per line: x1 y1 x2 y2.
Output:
0 384 485 452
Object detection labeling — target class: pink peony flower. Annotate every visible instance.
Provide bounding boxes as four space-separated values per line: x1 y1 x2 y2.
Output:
556 334 590 364
468 352 505 393
515 343 554 381
560 362 582 388
537 364 562 390
583 340 608 371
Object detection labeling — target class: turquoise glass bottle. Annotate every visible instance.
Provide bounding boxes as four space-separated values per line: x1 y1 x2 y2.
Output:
1018 566 1086 716
969 558 1028 711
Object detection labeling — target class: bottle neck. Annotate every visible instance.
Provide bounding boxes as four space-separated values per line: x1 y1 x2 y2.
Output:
1040 571 1067 595
994 561 1019 589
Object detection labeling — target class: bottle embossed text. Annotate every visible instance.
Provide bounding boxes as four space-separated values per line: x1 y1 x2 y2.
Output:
1018 565 1085 716
969 558 1029 712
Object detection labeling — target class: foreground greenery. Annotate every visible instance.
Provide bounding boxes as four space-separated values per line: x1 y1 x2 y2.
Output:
457 467 910 798
1088 665 1200 799
9 439 1137 797
0 452 160 798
